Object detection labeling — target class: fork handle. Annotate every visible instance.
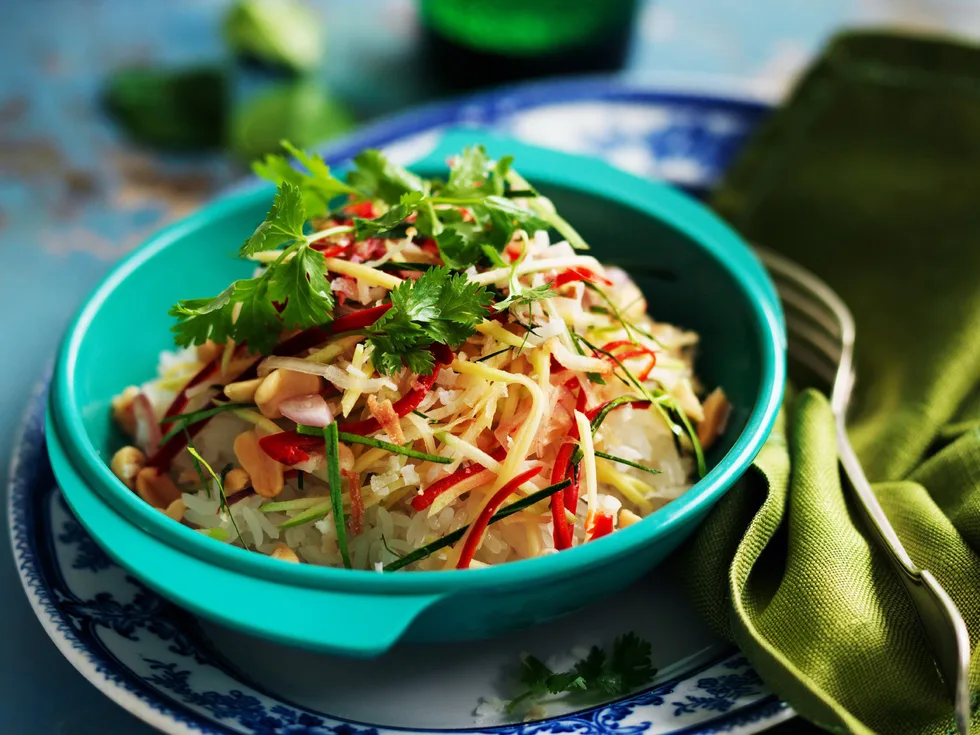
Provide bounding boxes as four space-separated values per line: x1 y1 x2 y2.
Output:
836 421 972 735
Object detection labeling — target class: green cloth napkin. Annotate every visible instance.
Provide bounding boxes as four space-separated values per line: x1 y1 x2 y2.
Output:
672 31 980 735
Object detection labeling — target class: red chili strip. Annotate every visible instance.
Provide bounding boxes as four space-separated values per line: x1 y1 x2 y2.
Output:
552 267 614 289
411 446 507 511
599 340 637 353
587 512 615 542
344 200 376 219
258 431 324 465
550 441 576 549
159 358 219 429
339 366 441 437
456 466 544 569
311 242 350 258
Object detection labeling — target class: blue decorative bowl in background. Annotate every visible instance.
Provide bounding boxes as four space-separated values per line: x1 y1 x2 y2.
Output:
46 128 785 657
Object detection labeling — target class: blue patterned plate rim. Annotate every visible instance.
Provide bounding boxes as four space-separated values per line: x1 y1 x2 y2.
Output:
9 81 792 735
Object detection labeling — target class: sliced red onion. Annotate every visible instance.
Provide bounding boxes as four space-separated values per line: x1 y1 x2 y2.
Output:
279 393 334 428
133 393 162 455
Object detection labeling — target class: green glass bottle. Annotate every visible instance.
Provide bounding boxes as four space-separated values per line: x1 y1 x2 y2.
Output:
419 0 640 90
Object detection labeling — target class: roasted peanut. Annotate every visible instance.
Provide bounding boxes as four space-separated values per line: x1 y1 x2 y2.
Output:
135 467 184 509
270 543 300 563
177 468 201 486
196 340 223 364
111 386 140 436
110 446 146 489
223 377 263 404
697 387 731 449
254 369 322 418
162 498 186 522
233 430 284 498
224 467 252 495
619 508 643 528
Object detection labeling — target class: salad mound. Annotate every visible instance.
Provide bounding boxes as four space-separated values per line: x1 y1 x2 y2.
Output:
108 143 730 571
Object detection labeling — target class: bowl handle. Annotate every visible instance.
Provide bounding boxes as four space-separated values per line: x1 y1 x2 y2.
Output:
47 415 442 658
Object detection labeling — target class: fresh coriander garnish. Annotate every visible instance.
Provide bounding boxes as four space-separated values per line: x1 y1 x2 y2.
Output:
365 266 493 375
507 633 655 713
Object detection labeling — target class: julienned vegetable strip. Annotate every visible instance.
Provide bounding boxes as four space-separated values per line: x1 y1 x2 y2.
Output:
324 423 351 568
593 450 662 476
384 478 571 572
411 446 507 511
338 367 442 436
158 402 256 445
294 423 452 464
456 466 543 569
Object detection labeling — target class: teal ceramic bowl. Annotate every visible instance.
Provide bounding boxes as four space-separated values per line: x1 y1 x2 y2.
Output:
48 129 785 657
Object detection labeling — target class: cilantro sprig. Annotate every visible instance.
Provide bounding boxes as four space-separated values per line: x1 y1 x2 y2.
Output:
508 633 655 713
170 181 337 354
168 141 587 364
366 266 494 375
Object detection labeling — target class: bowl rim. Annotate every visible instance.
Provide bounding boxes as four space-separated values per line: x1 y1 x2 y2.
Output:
52 137 785 594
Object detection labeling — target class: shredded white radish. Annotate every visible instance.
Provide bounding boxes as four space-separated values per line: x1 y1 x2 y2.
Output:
575 410 599 522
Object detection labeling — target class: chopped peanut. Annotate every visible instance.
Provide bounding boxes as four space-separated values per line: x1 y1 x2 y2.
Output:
224 377 263 404
111 386 140 436
697 387 731 449
224 467 252 495
270 543 300 563
162 498 186 522
233 430 284 498
177 468 200 486
619 508 643 528
135 467 184 509
196 340 222 364
110 446 146 489
254 369 322 419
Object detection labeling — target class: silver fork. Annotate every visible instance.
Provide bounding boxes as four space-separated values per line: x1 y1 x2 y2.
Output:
754 246 972 735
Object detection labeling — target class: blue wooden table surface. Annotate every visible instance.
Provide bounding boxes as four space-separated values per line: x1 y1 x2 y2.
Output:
1 1 976 732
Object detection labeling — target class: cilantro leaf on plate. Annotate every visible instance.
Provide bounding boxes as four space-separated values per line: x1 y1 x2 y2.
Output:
506 633 655 714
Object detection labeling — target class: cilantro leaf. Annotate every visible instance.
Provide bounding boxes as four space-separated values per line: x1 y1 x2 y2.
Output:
434 225 485 269
609 632 655 691
354 192 425 240
241 182 307 256
253 141 356 217
169 286 238 348
478 195 551 248
269 245 334 329
495 282 558 311
507 655 586 713
170 275 283 354
442 145 490 198
348 149 424 205
506 633 655 714
366 267 492 375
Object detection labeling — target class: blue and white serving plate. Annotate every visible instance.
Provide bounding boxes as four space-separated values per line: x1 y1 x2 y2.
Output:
9 80 792 735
